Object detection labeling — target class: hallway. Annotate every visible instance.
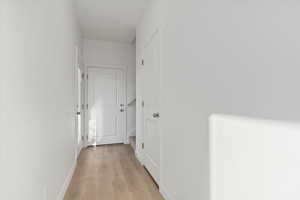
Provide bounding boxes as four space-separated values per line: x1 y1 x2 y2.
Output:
4 1 300 200
64 145 164 200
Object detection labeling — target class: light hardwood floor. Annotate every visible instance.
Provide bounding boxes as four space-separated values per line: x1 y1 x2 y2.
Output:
64 144 164 200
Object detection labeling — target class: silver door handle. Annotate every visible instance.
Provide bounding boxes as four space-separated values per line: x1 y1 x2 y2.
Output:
120 109 125 112
152 112 160 118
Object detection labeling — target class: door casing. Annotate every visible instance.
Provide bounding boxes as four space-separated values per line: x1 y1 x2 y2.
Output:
140 29 162 185
84 65 127 146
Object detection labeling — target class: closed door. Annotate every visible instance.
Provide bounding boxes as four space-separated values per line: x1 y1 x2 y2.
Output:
143 31 161 184
87 67 126 146
76 68 83 148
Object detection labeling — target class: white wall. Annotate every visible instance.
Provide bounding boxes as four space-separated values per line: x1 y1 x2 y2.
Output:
83 39 136 138
0 1 81 199
137 0 300 199
210 114 300 200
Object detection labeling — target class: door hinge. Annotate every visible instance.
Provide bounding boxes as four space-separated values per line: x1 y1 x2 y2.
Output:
142 101 145 107
86 104 89 110
142 143 144 149
81 73 85 80
86 74 89 79
141 59 145 66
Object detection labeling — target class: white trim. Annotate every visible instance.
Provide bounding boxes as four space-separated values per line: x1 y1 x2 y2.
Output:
87 138 125 146
76 141 83 159
125 128 136 145
86 64 127 70
143 28 159 50
135 150 144 165
56 159 77 200
141 28 163 188
83 66 89 148
128 128 136 137
160 185 175 200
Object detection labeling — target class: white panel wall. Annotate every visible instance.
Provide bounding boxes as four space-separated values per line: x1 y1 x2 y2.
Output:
0 1 81 200
137 0 300 199
83 39 136 138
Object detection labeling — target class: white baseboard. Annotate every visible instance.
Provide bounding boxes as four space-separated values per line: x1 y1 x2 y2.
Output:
160 185 175 200
124 138 130 145
77 142 83 159
135 150 144 165
56 159 77 200
125 128 136 145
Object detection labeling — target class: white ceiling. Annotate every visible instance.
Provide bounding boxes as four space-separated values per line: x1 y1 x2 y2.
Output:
75 0 149 43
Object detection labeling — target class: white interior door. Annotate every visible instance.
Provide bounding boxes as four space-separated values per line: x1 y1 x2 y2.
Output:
76 68 82 147
143 31 161 184
88 67 126 146
80 72 85 146
74 46 83 156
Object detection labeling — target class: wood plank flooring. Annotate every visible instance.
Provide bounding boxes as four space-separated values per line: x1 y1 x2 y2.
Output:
64 144 164 200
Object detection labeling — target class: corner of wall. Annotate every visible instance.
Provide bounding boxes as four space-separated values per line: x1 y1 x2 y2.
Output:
160 184 176 200
56 159 77 200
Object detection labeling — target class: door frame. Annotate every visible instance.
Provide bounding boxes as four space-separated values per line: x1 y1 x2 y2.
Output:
84 65 128 146
139 28 163 185
76 67 83 152
74 46 84 159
